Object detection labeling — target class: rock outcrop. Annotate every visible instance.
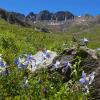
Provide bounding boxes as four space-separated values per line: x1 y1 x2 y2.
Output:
48 47 100 99
0 8 29 26
0 8 74 25
27 50 57 72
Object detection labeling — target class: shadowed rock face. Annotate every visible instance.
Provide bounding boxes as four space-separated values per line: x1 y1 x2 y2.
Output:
90 55 100 100
55 11 74 21
26 12 36 22
48 47 100 99
9 12 25 22
0 8 74 23
0 8 75 26
26 10 74 21
0 8 8 20
0 8 29 26
37 10 52 21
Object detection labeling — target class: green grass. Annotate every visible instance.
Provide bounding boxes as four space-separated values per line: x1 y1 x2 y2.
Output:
0 19 71 54
0 19 100 53
0 18 99 99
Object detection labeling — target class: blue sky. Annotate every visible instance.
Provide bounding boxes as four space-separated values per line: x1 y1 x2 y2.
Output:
0 0 100 16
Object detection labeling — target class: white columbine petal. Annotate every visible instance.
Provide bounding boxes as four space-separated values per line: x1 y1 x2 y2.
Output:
54 60 60 68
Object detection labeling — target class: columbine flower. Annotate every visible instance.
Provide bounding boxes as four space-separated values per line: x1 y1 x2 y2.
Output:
14 58 19 65
5 68 9 75
15 55 28 68
64 62 71 67
23 60 29 66
79 71 95 85
0 61 4 67
20 57 25 64
0 55 7 68
26 53 35 61
2 68 9 76
80 38 89 46
79 71 95 94
14 58 22 68
26 53 32 60
0 55 8 73
82 71 86 78
62 62 71 73
42 49 50 59
79 71 89 85
79 71 88 85
53 60 60 68
83 38 89 42
88 72 95 85
79 77 87 85
43 87 47 94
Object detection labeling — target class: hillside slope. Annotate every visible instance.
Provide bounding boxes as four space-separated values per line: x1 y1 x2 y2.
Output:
0 8 100 32
0 18 100 53
0 16 100 100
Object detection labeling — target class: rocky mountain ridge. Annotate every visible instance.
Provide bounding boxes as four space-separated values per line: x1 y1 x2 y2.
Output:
0 8 100 32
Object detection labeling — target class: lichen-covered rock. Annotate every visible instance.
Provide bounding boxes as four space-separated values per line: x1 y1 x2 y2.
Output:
49 47 99 72
48 48 76 81
15 50 57 72
48 47 100 99
27 50 57 72
89 55 100 100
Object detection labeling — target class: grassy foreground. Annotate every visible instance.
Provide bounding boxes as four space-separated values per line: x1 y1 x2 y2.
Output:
0 19 100 99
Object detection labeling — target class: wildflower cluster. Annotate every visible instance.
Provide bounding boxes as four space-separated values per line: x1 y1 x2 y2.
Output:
52 60 71 74
0 54 8 74
79 71 95 94
14 49 51 71
61 62 71 73
0 50 95 99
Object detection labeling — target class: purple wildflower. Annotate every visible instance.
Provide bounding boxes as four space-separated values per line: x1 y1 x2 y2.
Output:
0 61 4 67
62 62 71 73
79 71 88 85
63 62 71 67
43 50 50 59
79 78 87 84
79 71 95 94
88 72 95 84
53 60 60 68
82 71 86 78
26 53 33 61
43 87 47 94
14 58 19 65
3 68 9 76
